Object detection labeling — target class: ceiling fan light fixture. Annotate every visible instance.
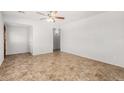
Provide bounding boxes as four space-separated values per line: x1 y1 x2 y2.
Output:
47 18 55 23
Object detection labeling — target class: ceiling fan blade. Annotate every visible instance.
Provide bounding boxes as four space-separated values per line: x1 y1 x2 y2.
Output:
18 11 25 13
40 18 47 20
36 12 48 16
55 16 65 19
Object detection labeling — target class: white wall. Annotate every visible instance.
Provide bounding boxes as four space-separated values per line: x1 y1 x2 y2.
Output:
6 25 30 55
33 22 54 55
4 16 56 55
0 12 4 65
28 26 33 54
61 12 124 67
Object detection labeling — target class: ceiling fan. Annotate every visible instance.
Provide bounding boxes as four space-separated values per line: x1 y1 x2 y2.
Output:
18 11 65 22
36 11 65 22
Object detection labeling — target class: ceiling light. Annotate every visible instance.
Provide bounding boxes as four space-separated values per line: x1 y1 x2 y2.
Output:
47 18 55 22
55 30 59 34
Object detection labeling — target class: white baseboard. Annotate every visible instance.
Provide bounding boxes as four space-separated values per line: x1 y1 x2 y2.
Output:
0 58 4 66
32 50 53 56
61 49 124 68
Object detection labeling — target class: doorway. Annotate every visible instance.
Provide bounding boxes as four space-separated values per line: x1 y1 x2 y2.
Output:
53 28 61 52
6 24 33 55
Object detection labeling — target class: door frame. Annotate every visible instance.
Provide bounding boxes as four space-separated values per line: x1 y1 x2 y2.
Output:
4 25 6 58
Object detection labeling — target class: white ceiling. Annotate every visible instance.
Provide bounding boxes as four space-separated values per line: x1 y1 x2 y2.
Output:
2 11 105 24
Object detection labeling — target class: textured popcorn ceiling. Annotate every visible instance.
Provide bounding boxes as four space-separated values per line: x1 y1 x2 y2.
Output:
0 52 124 81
